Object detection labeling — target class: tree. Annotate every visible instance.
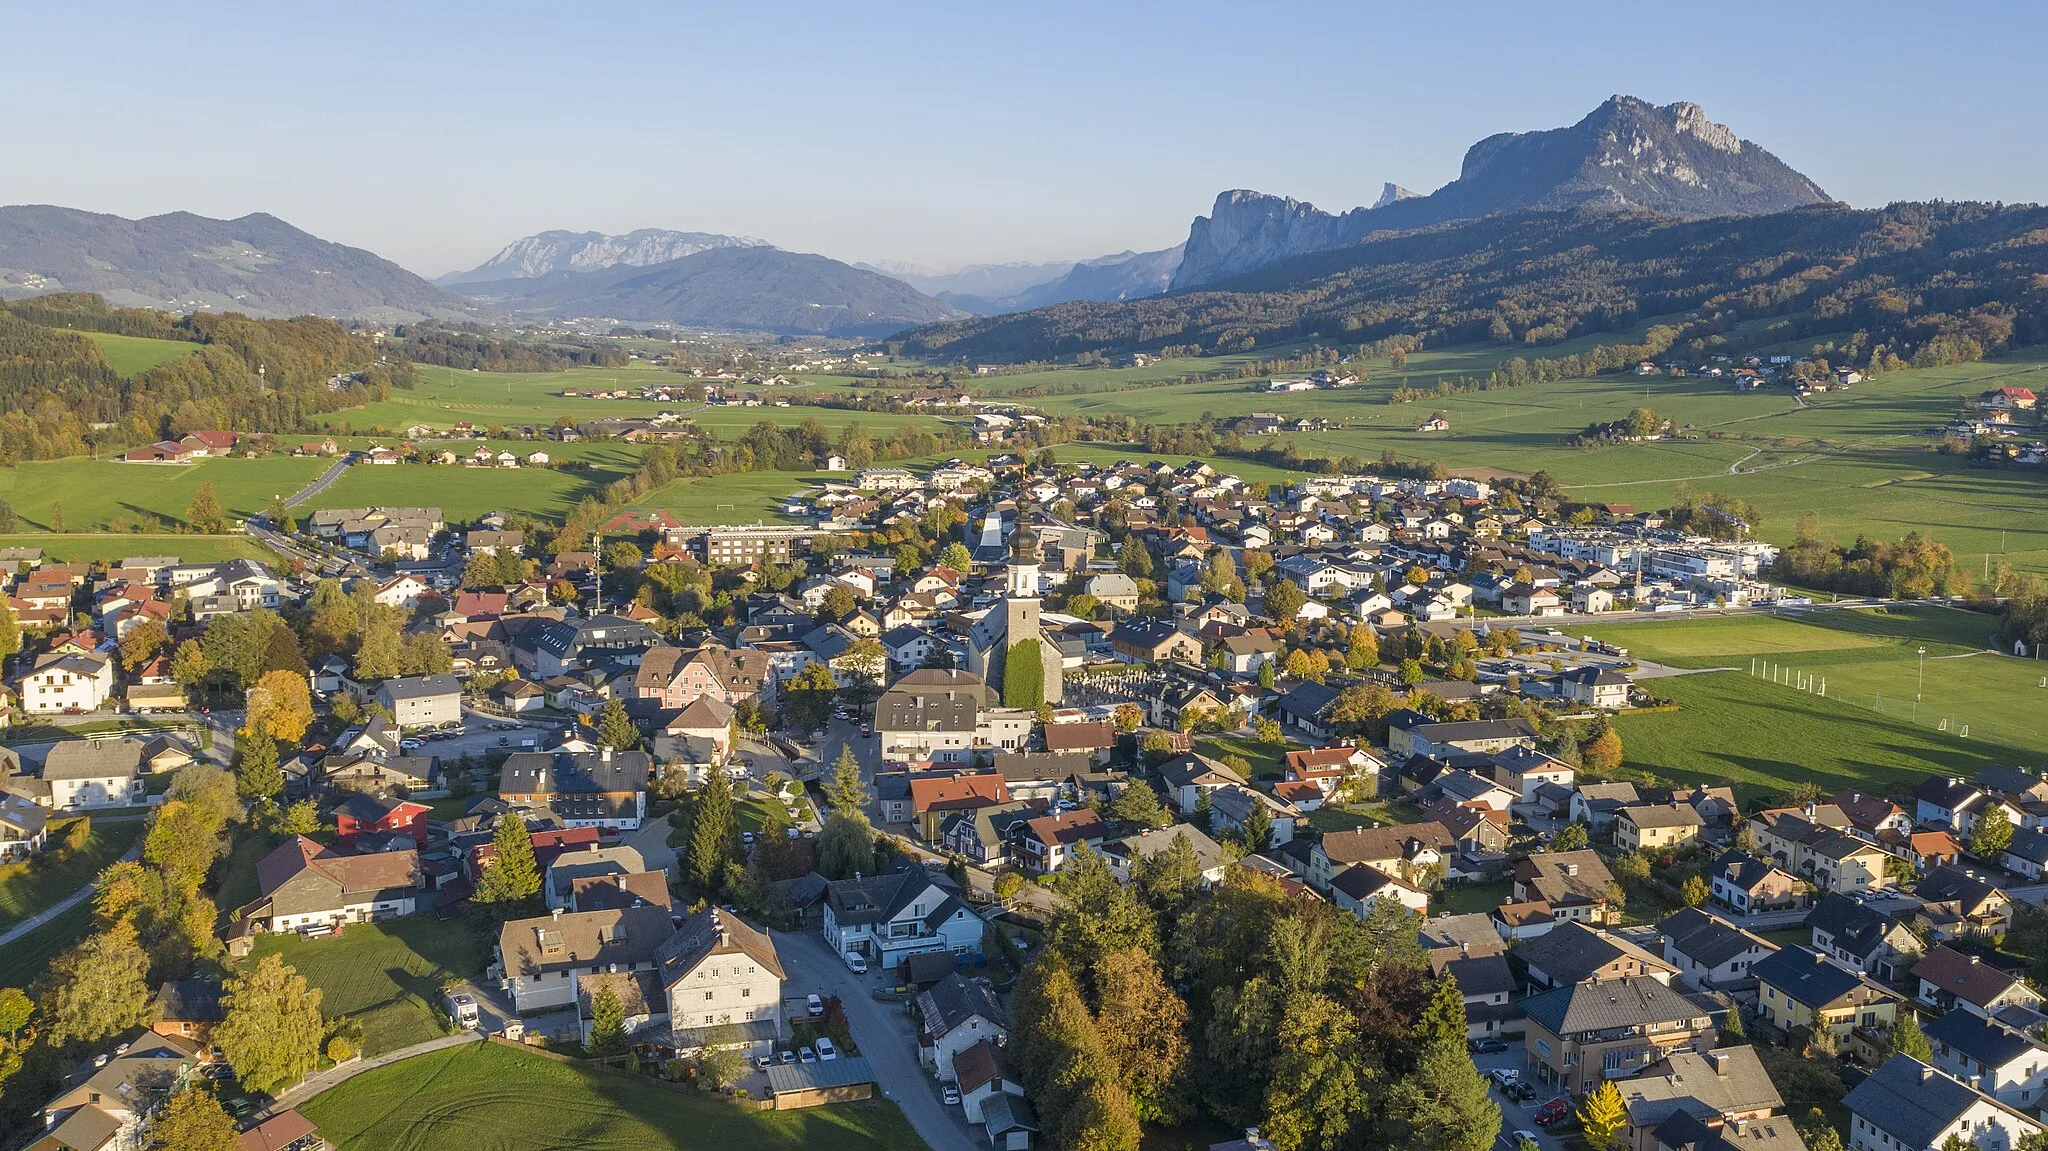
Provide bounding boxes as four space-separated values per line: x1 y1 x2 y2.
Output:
1681 874 1710 907
170 639 209 689
1577 1080 1629 1151
1888 1009 1934 1062
1582 729 1624 775
119 618 170 672
1003 639 1046 709
816 811 876 880
782 662 838 731
352 615 403 680
820 584 859 622
233 728 283 802
0 597 17 664
243 669 314 744
0 987 31 1037
1105 782 1171 830
1400 975 1502 1151
186 481 226 534
476 816 541 909
1092 947 1190 1123
596 698 640 751
1241 801 1274 852
1255 717 1284 745
149 1086 238 1151
43 923 153 1044
1263 579 1306 622
823 745 869 814
1113 703 1143 732
1973 805 2015 858
1547 823 1590 852
217 954 326 1096
588 985 627 1056
687 773 740 894
696 1025 748 1089
840 637 887 686
1262 992 1371 1151
940 542 973 572
280 798 320 836
144 801 223 894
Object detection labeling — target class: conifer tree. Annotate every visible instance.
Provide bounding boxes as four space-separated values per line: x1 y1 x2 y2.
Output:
1400 975 1502 1151
587 986 626 1056
687 773 740 894
596 698 640 751
1577 1080 1628 1151
476 816 540 909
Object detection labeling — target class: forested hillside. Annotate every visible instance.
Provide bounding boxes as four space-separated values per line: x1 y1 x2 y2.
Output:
0 294 411 462
897 202 2048 369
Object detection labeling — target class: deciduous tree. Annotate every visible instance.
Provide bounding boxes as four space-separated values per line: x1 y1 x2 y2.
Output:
1577 1080 1629 1151
244 669 314 744
186 482 225 534
148 1086 238 1151
43 923 153 1044
1263 992 1372 1151
217 954 326 1096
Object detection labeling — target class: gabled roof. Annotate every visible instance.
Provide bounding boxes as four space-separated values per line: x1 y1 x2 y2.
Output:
1660 907 1772 970
1621 1046 1784 1130
1845 1055 2027 1148
1516 921 1672 985
1318 821 1455 866
1914 944 2029 1008
1925 1007 2046 1072
656 906 784 985
915 973 1006 1036
1751 946 1885 1009
1521 974 1709 1036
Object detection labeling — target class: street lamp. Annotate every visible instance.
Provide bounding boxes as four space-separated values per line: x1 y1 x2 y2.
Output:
1917 646 1927 703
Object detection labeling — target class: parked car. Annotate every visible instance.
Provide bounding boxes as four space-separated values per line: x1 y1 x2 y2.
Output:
806 993 824 1017
843 952 868 975
1534 1098 1571 1127
798 1046 818 1064
1487 1069 1520 1091
1468 1038 1509 1055
942 1084 961 1106
815 1037 837 1061
777 1050 796 1065
1510 1131 1542 1149
754 1055 770 1072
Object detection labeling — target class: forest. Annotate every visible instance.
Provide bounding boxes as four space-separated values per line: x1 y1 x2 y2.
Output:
387 323 632 372
0 294 411 462
895 201 2048 370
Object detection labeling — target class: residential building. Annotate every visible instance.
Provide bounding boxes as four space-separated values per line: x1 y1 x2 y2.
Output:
1308 822 1455 892
16 651 116 714
498 748 650 830
656 907 786 1056
1844 1054 2046 1151
1806 894 1922 983
1710 851 1804 915
234 835 420 935
1618 1047 1788 1151
1100 825 1231 887
333 793 430 849
1915 945 2044 1019
1511 850 1619 925
821 871 981 966
374 675 463 731
1017 808 1107 874
1520 975 1716 1094
1516 921 1678 992
1752 946 1901 1043
39 737 147 810
497 904 676 1013
1924 1009 2048 1111
0 792 49 860
1659 907 1776 991
918 974 1008 1082
1616 803 1706 853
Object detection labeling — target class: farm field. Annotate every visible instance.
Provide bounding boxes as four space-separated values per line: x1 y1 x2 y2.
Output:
0 819 142 931
301 445 647 523
299 1040 932 1151
0 532 279 564
0 454 327 532
243 917 488 1056
78 330 202 376
1585 605 2048 759
624 468 834 527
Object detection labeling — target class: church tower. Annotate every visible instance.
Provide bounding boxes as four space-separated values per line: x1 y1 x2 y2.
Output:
1007 522 1042 599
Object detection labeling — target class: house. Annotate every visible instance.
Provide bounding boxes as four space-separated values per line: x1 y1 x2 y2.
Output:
821 871 981 966
333 793 430 849
1924 1008 2048 1111
1658 907 1775 991
1615 803 1705 853
234 836 420 936
917 974 1008 1081
496 904 676 1013
1515 921 1678 992
237 1110 327 1151
881 626 940 672
1618 1047 1788 1151
0 793 49 861
544 846 651 910
1208 785 1298 850
655 907 786 1056
1328 863 1429 916
873 673 991 765
1308 822 1455 892
1914 866 2015 940
498 748 650 830
1489 745 1574 803
1275 681 1341 739
35 1033 212 1151
39 737 147 810
907 773 1011 841
938 802 1039 869
1387 715 1536 761
1709 851 1804 915
16 651 117 713
953 1039 1027 1124
1109 619 1202 665
1155 754 1248 816
1752 945 1901 1043
1100 825 1231 887
1284 745 1383 802
1844 1054 2047 1151
1806 893 1922 983
1511 850 1619 925
1556 665 1632 708
1432 950 1519 1040
1915 945 2044 1019
375 675 463 731
1520 975 1716 1094
150 978 226 1050
1017 808 1107 874
1042 721 1116 765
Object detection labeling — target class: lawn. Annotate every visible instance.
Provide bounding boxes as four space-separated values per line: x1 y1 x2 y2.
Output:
1194 733 1301 780
0 454 327 532
0 532 279 564
1435 881 1511 916
78 330 202 376
0 901 93 992
0 818 142 931
300 448 646 523
298 1039 932 1151
244 917 489 1055
1586 606 2048 761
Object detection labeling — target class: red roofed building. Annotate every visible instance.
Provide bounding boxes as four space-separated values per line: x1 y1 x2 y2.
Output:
1019 808 1107 874
122 440 197 463
334 793 431 848
909 773 1010 840
1042 721 1116 764
1980 386 2039 411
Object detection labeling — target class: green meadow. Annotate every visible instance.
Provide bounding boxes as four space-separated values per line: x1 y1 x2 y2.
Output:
0 532 278 563
78 330 203 376
0 454 327 531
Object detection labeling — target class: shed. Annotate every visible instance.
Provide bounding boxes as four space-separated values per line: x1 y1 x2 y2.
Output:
765 1055 877 1108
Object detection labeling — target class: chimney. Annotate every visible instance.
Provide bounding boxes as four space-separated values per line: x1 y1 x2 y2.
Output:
1708 1050 1730 1075
601 746 613 763
552 907 563 920
1920 1063 1938 1083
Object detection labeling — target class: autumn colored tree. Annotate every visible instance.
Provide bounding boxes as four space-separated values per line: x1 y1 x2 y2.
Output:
244 669 314 744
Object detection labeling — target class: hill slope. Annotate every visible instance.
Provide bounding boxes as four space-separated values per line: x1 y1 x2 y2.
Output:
1172 96 1831 289
0 205 475 321
451 246 967 337
439 228 771 285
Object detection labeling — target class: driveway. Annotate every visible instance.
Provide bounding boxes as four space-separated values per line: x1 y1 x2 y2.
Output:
773 928 980 1151
620 812 678 878
1472 1046 1565 1151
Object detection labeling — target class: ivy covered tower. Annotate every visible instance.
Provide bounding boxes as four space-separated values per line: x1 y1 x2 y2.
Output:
966 519 1063 705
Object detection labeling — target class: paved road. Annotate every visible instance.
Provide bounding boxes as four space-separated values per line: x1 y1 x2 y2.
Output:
773 928 979 1151
282 454 355 509
1473 1048 1565 1151
260 1030 483 1116
0 834 145 948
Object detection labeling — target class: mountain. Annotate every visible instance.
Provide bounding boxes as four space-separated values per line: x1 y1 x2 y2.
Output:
895 200 2048 365
855 259 1080 302
1006 246 1184 310
439 228 771 285
1170 96 1831 290
0 205 475 321
448 246 966 337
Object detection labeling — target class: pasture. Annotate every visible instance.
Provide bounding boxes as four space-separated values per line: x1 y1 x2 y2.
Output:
0 454 328 532
0 532 278 564
78 330 202 376
299 1040 931 1151
1580 606 2048 800
0 901 92 993
243 918 488 1056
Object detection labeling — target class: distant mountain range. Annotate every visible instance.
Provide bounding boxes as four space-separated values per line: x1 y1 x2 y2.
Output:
1170 96 1831 289
438 228 771 285
446 246 967 337
926 246 1186 314
0 205 476 321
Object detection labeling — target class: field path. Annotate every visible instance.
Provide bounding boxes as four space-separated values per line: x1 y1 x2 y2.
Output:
259 1030 482 1118
0 831 143 949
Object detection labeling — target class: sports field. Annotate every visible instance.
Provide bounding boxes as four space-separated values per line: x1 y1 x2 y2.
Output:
243 918 488 1056
78 330 202 376
1582 606 2048 799
299 1040 931 1151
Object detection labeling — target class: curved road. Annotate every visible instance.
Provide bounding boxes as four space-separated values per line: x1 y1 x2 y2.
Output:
283 453 356 510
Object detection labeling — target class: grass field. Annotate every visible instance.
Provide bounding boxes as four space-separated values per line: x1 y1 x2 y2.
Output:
299 1040 932 1151
0 901 92 992
79 330 202 376
0 532 278 564
0 819 141 931
0 454 327 531
244 918 488 1055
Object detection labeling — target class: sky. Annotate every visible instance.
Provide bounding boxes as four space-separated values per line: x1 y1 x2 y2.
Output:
4 0 2045 280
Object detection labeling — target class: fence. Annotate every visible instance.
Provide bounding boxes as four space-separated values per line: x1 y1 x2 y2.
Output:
1747 657 2019 746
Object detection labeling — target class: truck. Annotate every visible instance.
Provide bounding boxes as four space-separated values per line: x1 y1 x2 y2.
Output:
446 992 480 1030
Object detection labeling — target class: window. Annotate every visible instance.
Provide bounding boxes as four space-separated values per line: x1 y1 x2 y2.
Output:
704 991 714 1001
741 988 751 998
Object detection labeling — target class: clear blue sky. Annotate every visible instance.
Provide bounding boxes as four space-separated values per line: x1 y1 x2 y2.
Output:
3 0 2043 278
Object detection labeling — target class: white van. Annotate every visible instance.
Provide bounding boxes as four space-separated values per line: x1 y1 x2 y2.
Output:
843 952 869 975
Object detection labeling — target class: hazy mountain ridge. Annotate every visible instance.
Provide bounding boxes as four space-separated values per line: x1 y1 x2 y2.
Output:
0 205 475 321
439 228 771 285
450 246 967 337
1171 96 1832 289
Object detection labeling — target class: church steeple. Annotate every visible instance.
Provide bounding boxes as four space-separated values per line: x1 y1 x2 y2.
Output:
1007 522 1041 599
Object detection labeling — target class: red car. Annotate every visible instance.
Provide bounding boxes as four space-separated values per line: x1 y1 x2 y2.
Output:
1534 1098 1570 1127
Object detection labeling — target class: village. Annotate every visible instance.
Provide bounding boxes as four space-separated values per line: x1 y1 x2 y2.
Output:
1 442 2045 1151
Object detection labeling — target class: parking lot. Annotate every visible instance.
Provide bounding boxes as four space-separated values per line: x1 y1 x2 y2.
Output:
394 707 560 764
1471 1046 1566 1151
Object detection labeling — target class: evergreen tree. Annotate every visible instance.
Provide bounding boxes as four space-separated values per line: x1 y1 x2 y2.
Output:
1104 781 1170 830
216 954 326 1096
476 817 541 910
233 729 282 802
1577 1080 1629 1151
596 698 640 751
1400 976 1502 1151
687 774 740 894
823 745 869 814
587 986 627 1056
1241 800 1274 852
1263 992 1371 1151
1888 1010 1934 1062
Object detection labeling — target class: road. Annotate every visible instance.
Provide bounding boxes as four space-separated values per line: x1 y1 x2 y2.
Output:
282 453 356 510
773 928 979 1151
259 1030 483 1117
1472 1047 1565 1151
